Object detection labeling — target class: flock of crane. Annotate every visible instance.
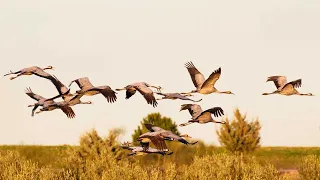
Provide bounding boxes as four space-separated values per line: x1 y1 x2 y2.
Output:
4 61 314 157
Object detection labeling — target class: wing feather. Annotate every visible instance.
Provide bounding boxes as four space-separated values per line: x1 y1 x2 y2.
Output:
281 79 302 92
72 77 94 89
144 124 165 132
32 69 55 81
185 61 205 89
95 86 117 103
180 104 203 119
60 105 76 119
25 87 45 101
200 107 224 118
267 76 287 90
201 67 221 89
50 75 70 95
133 85 158 107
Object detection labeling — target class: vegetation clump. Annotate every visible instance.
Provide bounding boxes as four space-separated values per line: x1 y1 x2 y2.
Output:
217 108 261 154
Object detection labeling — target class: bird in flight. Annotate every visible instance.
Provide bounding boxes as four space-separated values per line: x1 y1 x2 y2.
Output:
182 61 234 95
263 76 314 96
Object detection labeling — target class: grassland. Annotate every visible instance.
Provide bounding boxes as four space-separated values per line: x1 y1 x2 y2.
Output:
0 145 319 170
0 128 319 179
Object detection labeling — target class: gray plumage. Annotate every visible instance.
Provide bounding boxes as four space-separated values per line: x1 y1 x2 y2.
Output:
179 104 225 127
144 124 198 145
4 66 55 81
180 104 203 120
263 76 313 96
116 82 161 107
120 141 172 157
137 131 169 152
25 87 74 118
36 101 76 119
50 74 71 99
183 61 234 95
69 77 117 103
155 92 202 102
51 75 92 106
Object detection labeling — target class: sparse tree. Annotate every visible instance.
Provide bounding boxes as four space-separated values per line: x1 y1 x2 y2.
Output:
217 108 261 154
132 112 180 144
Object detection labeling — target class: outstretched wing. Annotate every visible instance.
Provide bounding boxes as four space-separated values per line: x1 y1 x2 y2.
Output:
50 75 70 95
185 61 205 89
32 69 55 81
200 107 224 118
139 133 168 152
286 79 302 88
161 131 180 140
93 86 117 103
133 85 158 107
281 79 302 92
180 104 203 119
69 77 94 89
267 76 287 90
148 134 168 152
60 106 76 119
201 67 221 89
126 88 137 99
144 123 165 132
25 87 45 101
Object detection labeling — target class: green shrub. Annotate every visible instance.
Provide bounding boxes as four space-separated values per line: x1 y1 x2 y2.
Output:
217 108 261 154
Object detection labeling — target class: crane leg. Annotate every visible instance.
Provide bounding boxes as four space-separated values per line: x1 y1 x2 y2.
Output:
9 73 24 80
4 70 20 76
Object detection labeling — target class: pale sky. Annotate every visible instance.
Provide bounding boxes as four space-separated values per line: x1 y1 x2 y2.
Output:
1 0 320 146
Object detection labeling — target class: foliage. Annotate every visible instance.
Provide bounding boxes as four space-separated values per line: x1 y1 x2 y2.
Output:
131 112 180 144
217 108 261 154
0 148 290 180
0 129 319 179
299 154 320 179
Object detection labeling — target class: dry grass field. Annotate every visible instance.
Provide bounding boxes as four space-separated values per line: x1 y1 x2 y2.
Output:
0 131 319 180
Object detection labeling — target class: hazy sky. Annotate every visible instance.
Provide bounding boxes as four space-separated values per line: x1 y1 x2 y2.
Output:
1 0 320 146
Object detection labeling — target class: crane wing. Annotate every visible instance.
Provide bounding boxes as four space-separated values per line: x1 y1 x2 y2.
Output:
70 77 94 89
139 132 168 152
281 79 302 93
199 107 224 118
133 85 158 107
267 76 287 90
180 104 203 119
60 105 76 119
93 86 117 103
161 131 180 140
148 134 168 152
201 67 221 89
126 89 136 99
144 123 165 132
32 68 55 81
185 61 205 89
25 87 45 101
50 75 70 95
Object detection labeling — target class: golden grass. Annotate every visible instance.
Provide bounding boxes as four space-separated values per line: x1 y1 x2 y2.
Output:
0 129 319 179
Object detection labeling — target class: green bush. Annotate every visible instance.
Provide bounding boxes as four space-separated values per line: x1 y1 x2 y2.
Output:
217 108 261 154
